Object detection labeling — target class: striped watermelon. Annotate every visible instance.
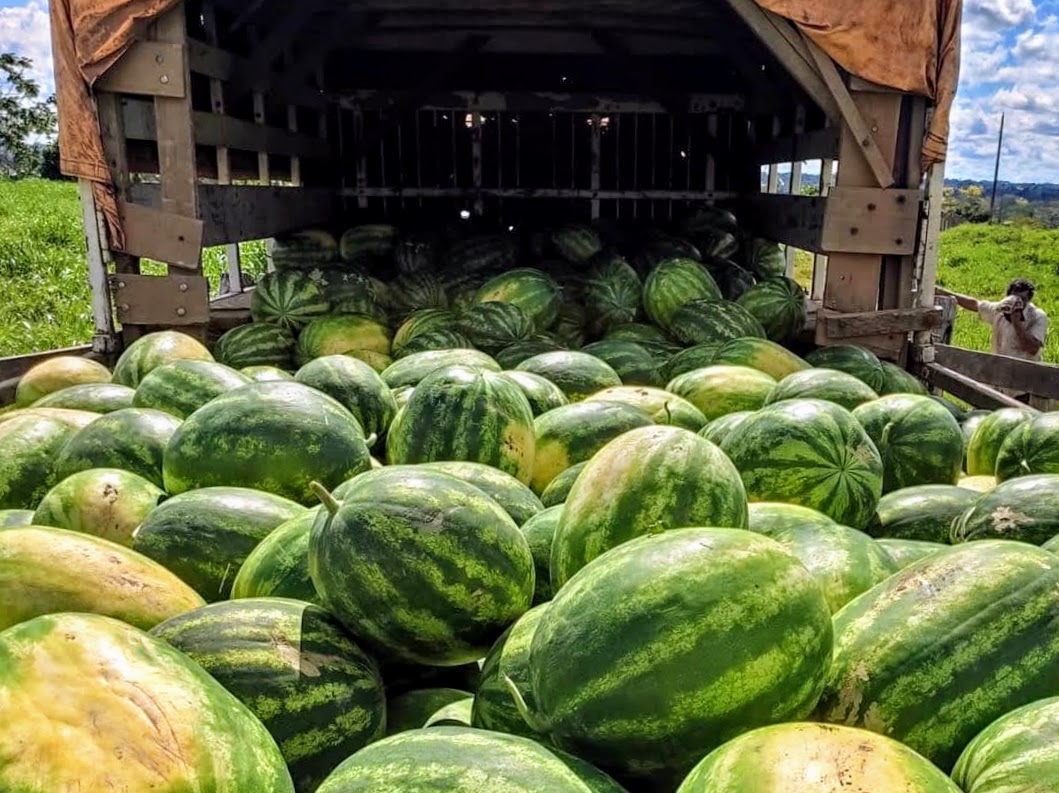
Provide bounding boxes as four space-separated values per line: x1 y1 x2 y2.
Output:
392 309 459 356
961 410 993 467
15 356 111 407
735 276 808 342
631 237 702 276
133 486 304 600
604 322 671 347
387 688 473 735
965 407 1036 476
112 330 214 387
580 341 663 387
552 425 749 588
232 509 320 603
417 461 544 526
132 360 250 419
879 361 929 396
339 224 396 265
552 224 603 263
495 340 566 370
442 234 519 275
386 366 535 484
877 538 947 569
0 414 77 509
272 229 338 270
316 726 626 793
475 268 562 331
805 345 886 392
384 272 449 317
747 502 837 536
382 348 500 389
586 386 707 431
584 255 643 332
55 407 181 487
162 381 372 504
932 395 968 423
742 238 786 280
698 410 754 447
643 258 722 330
295 355 396 440
33 468 164 546
33 382 134 413
243 365 294 381
853 395 964 493
818 540 1059 770
498 370 569 416
393 234 436 274
868 484 978 543
309 467 534 665
666 365 776 421
710 337 810 381
669 299 766 346
0 407 97 429
951 474 1059 544
995 412 1059 481
518 506 563 604
0 525 204 631
661 343 722 381
395 328 473 358
704 257 756 301
424 699 473 728
515 351 622 402
152 598 386 793
530 401 654 494
214 323 295 370
296 314 392 367
0 509 32 526
458 302 535 353
678 723 961 793
766 368 879 411
251 271 330 332
540 462 586 507
528 528 833 786
953 696 1059 793
473 604 549 738
720 399 884 529
0 613 294 793
958 474 996 493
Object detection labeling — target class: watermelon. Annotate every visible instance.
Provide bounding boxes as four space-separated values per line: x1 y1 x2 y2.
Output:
295 355 397 440
387 366 535 483
604 322 671 346
747 501 837 536
378 654 482 698
642 258 722 330
232 509 320 603
960 410 993 463
498 370 569 416
309 468 534 665
475 268 562 331
133 487 304 600
152 598 386 793
495 339 566 369
552 224 603 263
868 485 978 543
515 351 622 402
33 382 134 412
632 237 703 276
272 229 338 269
387 689 473 735
736 276 807 342
540 462 587 507
552 425 749 588
661 343 721 381
677 722 961 793
931 395 968 423
55 407 181 487
742 238 786 280
584 255 642 332
879 361 929 395
0 525 204 631
395 328 473 358
0 407 98 429
720 399 884 529
528 528 832 786
384 272 449 317
311 268 383 314
425 699 473 728
251 270 330 332
416 461 544 526
666 365 776 421
669 299 766 346
953 697 1059 793
214 323 295 370
580 341 662 386
243 365 295 382
15 356 111 407
316 726 626 793
394 234 436 274
766 368 879 411
965 407 1036 476
853 394 964 493
392 309 460 356
958 475 996 493
0 613 294 793
339 224 396 265
530 401 654 494
163 381 372 504
442 234 519 274
382 348 501 389
805 345 886 392
0 509 32 526
0 414 78 508
458 301 535 353
767 523 898 613
112 330 214 387
517 506 562 604
586 386 707 431
877 538 947 569
951 474 1059 544
698 410 754 446
33 468 163 546
296 313 392 367
995 412 1059 481
132 360 251 419
710 337 810 381
818 540 1059 770
473 604 549 737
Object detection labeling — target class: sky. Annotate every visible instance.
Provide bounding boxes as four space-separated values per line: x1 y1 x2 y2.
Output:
1 0 1058 183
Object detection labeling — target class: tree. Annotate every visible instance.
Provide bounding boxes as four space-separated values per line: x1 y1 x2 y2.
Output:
0 53 57 178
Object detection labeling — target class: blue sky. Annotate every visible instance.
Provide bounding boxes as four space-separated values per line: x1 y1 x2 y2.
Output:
1 0 1058 183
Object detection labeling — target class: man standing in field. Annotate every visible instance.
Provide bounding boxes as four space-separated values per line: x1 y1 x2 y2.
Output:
937 277 1049 361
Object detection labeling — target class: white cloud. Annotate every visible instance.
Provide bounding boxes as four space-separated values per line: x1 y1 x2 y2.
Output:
964 0 1037 27
0 0 54 96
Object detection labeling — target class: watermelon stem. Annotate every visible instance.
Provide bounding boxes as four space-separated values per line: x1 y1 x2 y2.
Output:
310 481 341 516
503 674 549 734
365 433 378 447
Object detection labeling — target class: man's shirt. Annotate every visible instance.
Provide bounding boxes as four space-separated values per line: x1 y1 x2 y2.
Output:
978 300 1049 362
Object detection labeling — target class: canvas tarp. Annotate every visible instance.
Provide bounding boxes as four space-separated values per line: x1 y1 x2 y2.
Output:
51 0 961 246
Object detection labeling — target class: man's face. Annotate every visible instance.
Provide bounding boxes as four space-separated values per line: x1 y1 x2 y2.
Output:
1011 289 1033 305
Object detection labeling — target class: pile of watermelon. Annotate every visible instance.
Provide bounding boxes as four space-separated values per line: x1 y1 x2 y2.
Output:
2 213 1059 793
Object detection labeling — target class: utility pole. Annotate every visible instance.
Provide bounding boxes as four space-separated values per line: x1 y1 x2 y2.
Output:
989 112 1005 223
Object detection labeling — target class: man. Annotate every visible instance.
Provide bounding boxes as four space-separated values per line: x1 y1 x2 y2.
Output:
937 277 1049 362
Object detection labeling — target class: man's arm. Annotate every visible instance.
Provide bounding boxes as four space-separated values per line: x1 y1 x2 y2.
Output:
1011 310 1045 356
935 286 979 312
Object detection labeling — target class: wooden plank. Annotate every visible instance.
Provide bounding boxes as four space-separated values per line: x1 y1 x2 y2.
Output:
95 93 140 275
341 186 738 201
96 41 186 98
77 180 118 350
925 364 1039 411
193 112 326 158
934 344 1059 400
741 193 824 252
115 201 204 270
340 90 744 114
755 127 839 164
810 157 833 300
820 186 921 256
186 40 328 109
822 307 941 339
110 274 210 326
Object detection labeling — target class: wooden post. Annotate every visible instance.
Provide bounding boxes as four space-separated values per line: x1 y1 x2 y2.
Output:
811 157 833 300
785 105 805 276
78 180 118 353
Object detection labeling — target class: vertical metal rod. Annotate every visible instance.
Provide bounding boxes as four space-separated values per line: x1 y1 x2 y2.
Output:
989 112 1005 223
705 113 717 192
590 113 602 220
650 114 657 221
450 111 458 188
353 106 367 209
785 105 806 276
667 115 675 221
471 111 484 217
811 157 834 300
551 114 557 187
496 112 503 220
396 119 405 213
614 114 621 219
514 114 521 190
336 107 348 215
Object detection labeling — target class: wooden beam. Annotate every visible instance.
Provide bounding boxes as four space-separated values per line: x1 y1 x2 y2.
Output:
186 40 328 109
934 345 1059 400
151 8 199 223
96 41 186 98
77 180 117 351
272 11 384 100
194 112 326 158
924 364 1040 411
821 307 941 339
110 273 210 326
755 127 840 164
339 90 743 114
742 193 824 252
821 186 921 256
115 201 204 270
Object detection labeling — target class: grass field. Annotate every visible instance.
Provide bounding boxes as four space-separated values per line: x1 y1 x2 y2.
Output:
1 178 1056 362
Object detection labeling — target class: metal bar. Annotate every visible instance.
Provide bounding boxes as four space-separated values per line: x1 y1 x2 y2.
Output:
415 111 423 209
614 113 621 219
705 114 717 191
650 114 657 220
471 111 484 216
339 90 744 114
341 187 738 200
632 114 639 220
589 113 602 220
396 118 405 213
